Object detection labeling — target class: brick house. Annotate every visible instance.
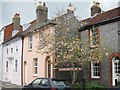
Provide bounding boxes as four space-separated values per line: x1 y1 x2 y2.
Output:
79 1 120 87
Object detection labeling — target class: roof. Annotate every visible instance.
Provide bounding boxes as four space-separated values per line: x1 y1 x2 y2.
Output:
21 19 56 36
21 12 75 36
80 7 120 31
3 23 23 44
21 11 79 37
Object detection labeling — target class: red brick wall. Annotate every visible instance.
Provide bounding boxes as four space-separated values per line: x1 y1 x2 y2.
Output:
4 23 23 42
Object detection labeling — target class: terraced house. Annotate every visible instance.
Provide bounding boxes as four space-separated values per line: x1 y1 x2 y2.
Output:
80 1 120 87
21 2 80 85
0 27 5 81
0 1 119 88
21 2 56 85
2 13 23 85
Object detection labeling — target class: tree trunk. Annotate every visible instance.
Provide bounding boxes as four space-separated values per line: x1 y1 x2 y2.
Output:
81 63 86 90
72 69 76 84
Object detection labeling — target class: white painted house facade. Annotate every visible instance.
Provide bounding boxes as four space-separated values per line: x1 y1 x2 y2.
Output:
2 13 23 85
0 27 5 81
2 37 22 85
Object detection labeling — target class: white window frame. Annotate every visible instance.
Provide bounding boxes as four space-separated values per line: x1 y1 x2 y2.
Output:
15 60 18 72
33 58 38 76
29 34 33 50
90 27 99 48
16 40 18 52
11 47 13 53
6 45 9 54
6 61 8 72
6 47 8 54
40 30 45 48
91 61 100 79
114 59 120 75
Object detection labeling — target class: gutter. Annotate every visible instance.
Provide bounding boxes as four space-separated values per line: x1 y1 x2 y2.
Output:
79 16 120 32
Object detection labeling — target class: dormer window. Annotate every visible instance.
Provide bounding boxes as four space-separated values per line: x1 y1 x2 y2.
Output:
12 29 19 37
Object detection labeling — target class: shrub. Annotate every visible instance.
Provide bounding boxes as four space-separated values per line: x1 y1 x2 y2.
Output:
85 81 105 89
72 82 82 88
72 81 106 89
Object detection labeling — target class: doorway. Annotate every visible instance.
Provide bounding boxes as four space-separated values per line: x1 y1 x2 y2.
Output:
112 57 120 86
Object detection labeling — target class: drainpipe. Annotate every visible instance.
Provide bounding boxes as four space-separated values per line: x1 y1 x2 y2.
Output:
21 37 24 86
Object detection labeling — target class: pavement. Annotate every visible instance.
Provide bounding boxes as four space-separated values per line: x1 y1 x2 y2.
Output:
0 81 22 89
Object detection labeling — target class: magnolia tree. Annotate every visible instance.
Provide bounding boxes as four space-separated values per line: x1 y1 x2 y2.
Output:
37 11 109 84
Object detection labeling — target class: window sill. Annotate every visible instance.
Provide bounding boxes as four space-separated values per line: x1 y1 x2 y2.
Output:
33 74 38 77
91 76 100 80
28 49 32 52
89 46 99 49
5 72 8 73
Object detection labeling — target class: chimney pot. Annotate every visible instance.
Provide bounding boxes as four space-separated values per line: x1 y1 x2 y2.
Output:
67 3 74 13
13 13 20 30
93 1 96 6
96 2 100 7
43 2 46 6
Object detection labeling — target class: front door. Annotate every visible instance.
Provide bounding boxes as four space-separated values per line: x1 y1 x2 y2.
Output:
112 57 120 86
24 61 27 84
8 60 13 82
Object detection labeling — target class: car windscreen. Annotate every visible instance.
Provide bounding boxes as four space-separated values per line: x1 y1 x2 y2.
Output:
52 79 70 88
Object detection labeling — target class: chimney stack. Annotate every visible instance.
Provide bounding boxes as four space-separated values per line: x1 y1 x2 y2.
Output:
36 1 48 26
67 3 74 13
12 13 20 30
90 1 101 16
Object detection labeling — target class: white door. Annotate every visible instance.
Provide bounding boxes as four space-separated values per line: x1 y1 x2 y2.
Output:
112 57 120 86
8 60 13 82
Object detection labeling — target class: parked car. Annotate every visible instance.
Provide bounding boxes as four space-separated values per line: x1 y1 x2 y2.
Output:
22 78 72 90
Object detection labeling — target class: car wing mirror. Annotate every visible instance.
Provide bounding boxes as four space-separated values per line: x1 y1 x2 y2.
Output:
29 83 32 86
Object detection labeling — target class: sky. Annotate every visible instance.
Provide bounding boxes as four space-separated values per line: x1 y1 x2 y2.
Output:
0 0 119 29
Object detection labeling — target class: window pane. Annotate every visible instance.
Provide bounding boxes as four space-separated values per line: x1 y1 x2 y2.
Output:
40 31 45 47
90 27 99 47
29 43 32 49
29 34 33 49
16 46 18 51
32 79 41 87
11 48 13 53
6 61 8 72
29 34 32 42
33 58 38 74
7 48 8 54
15 60 17 72
91 61 100 78
33 79 41 84
35 67 37 74
41 79 49 86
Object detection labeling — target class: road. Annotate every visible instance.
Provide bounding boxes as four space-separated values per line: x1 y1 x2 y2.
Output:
0 81 22 90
